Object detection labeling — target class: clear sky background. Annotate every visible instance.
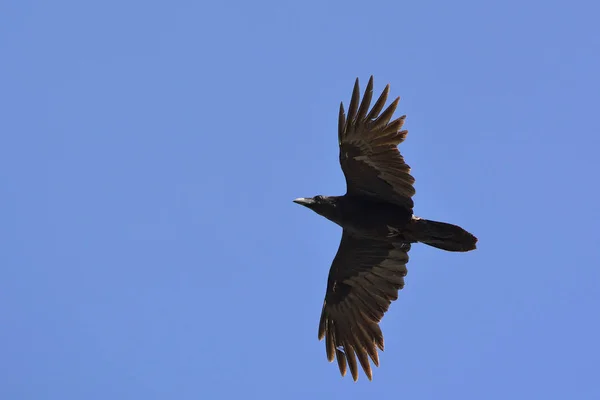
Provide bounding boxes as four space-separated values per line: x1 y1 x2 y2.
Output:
2 1 599 399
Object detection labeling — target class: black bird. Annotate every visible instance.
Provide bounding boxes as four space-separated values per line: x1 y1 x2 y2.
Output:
294 76 477 381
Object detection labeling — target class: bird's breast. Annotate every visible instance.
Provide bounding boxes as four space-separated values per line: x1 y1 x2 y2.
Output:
340 201 412 240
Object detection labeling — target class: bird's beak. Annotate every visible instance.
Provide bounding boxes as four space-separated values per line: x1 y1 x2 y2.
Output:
293 197 312 206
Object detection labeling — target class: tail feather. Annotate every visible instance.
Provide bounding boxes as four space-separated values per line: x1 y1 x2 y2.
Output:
409 217 477 252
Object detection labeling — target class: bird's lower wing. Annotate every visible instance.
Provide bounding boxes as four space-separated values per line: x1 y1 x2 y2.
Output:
318 231 411 381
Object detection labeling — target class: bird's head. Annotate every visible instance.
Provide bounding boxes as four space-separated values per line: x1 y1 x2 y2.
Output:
293 195 340 221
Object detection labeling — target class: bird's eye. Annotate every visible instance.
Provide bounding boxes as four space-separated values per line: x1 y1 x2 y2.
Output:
315 195 324 202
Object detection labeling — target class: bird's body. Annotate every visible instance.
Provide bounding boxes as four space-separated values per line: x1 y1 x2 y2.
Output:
294 76 477 382
302 195 413 240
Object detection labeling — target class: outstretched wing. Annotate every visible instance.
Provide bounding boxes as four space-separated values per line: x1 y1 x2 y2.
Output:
318 231 410 381
338 76 415 210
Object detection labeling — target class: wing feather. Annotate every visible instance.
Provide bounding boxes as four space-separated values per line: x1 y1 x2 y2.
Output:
336 348 347 377
338 103 346 144
319 231 410 381
339 76 416 209
344 341 359 381
370 97 400 132
347 78 361 131
366 84 389 122
355 76 374 126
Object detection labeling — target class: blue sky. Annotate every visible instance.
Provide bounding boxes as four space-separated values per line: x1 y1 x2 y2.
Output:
2 0 599 398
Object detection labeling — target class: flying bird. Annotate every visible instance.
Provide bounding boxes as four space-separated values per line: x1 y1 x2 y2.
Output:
294 76 477 382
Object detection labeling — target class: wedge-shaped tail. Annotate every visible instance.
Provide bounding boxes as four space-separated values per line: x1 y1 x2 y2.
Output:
409 217 477 252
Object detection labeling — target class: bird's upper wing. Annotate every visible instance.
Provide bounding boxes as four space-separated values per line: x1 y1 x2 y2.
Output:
338 76 415 210
318 230 410 381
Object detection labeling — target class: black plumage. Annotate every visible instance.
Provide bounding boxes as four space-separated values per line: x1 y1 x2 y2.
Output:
294 76 477 381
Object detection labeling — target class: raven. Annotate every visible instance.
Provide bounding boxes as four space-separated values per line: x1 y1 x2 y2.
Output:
294 76 477 381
